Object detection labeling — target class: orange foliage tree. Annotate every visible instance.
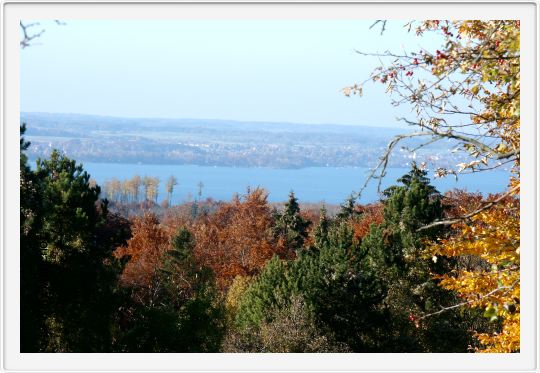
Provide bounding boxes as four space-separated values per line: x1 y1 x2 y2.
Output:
191 188 287 288
350 202 384 241
113 213 171 304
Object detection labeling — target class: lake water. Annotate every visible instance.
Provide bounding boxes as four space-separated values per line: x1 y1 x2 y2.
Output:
55 162 510 204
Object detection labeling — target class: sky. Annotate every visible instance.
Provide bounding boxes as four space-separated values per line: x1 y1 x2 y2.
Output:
20 20 441 127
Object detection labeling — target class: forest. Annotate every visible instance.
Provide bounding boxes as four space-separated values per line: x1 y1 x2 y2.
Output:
19 20 520 353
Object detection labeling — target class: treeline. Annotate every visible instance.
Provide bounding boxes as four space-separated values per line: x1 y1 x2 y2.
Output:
102 175 183 206
21 124 504 352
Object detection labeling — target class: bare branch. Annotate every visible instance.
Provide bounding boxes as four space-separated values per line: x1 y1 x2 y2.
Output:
369 20 387 36
417 184 519 231
20 21 45 48
357 132 436 199
417 278 519 320
399 117 519 161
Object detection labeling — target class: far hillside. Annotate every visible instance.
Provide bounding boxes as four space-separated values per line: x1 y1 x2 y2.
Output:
21 112 461 169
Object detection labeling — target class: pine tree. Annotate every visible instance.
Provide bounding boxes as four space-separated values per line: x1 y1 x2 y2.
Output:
20 146 125 352
235 256 289 329
273 191 310 252
336 193 360 220
160 226 208 304
314 205 330 249
117 227 225 352
360 164 474 352
235 219 384 352
161 227 225 351
20 123 45 352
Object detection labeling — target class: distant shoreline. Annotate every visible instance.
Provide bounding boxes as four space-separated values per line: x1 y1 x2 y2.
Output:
27 158 373 171
21 111 406 131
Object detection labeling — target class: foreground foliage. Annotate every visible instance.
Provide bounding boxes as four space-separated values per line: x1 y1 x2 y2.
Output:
346 20 520 352
430 196 520 352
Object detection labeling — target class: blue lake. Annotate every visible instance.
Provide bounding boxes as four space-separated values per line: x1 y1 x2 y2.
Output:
56 162 510 204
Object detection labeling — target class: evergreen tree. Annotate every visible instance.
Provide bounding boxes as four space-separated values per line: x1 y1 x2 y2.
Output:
235 256 289 329
273 191 310 252
336 193 360 220
236 220 384 352
293 221 384 351
360 164 473 352
117 227 225 352
34 150 122 352
313 205 330 249
20 132 129 352
161 227 225 352
225 294 350 353
20 124 45 352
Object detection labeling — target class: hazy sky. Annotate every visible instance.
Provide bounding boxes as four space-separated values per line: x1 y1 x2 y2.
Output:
21 20 441 127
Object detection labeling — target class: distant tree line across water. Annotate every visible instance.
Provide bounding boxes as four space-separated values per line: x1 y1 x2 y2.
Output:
101 175 208 210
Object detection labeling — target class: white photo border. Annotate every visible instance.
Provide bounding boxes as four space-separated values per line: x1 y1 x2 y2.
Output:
1 1 538 372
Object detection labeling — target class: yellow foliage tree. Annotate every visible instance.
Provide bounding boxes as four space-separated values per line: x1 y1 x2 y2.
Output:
430 196 519 352
348 20 520 352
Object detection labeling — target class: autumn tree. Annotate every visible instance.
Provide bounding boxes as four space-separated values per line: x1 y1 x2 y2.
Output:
120 179 130 204
350 202 384 241
113 212 170 303
345 20 519 183
224 275 252 325
102 179 113 202
346 20 520 351
130 175 142 203
110 177 122 203
142 176 160 203
103 175 146 204
428 194 519 352
165 175 178 206
192 188 286 288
